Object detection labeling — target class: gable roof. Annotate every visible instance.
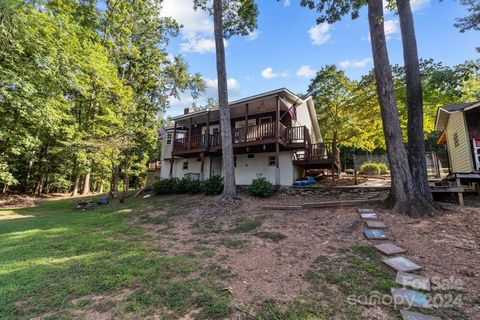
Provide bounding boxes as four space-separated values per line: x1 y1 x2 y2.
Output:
434 102 480 131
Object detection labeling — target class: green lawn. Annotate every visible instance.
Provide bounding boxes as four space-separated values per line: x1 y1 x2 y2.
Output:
0 195 229 319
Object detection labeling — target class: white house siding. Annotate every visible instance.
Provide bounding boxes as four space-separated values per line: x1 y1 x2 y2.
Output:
233 152 294 185
160 152 297 185
446 112 474 173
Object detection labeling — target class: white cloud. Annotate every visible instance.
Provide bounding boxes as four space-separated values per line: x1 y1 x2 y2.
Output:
180 38 228 53
309 23 331 45
246 30 261 41
339 58 372 68
283 0 291 6
384 19 399 39
205 78 241 95
296 65 316 77
411 0 430 11
261 67 289 79
364 19 399 41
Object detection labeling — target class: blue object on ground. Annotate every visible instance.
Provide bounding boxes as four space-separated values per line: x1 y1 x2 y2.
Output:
293 176 316 186
363 228 388 239
97 197 109 205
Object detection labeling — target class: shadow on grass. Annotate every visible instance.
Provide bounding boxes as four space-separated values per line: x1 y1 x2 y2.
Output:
0 194 229 319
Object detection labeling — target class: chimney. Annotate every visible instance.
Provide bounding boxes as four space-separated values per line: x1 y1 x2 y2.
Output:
184 108 189 115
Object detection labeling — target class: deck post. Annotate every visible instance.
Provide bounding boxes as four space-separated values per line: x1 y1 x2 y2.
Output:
275 95 280 185
206 110 210 148
200 152 205 180
188 118 192 149
169 121 177 178
245 103 249 142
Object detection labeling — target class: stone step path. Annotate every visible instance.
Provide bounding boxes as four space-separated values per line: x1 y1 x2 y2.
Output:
374 243 407 256
357 207 440 320
396 272 431 291
400 310 441 320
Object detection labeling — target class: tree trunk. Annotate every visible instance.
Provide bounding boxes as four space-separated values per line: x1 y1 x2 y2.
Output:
72 172 80 197
396 0 433 204
120 158 129 203
367 0 431 216
111 164 120 193
81 167 91 195
213 0 236 200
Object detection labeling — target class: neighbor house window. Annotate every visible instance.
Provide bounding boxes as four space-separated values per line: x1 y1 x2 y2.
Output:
453 132 460 147
183 161 188 170
166 133 172 145
268 156 276 166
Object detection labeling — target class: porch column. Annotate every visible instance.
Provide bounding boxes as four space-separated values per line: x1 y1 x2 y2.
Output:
169 121 177 178
188 118 192 149
275 95 280 185
200 152 205 180
206 110 210 149
245 103 249 142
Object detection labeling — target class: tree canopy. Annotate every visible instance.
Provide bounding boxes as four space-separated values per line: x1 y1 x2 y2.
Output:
0 0 204 194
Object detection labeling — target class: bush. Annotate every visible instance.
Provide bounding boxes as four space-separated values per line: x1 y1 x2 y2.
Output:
203 175 224 195
185 179 203 194
248 176 275 197
359 162 389 175
152 178 179 195
345 169 355 175
376 163 389 175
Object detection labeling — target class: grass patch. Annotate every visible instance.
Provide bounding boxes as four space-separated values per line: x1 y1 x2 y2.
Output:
228 217 264 233
253 299 328 319
255 231 287 243
0 194 230 319
306 245 396 297
220 237 249 248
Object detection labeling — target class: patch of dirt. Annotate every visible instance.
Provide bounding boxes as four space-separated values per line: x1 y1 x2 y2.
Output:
0 194 43 208
133 192 480 319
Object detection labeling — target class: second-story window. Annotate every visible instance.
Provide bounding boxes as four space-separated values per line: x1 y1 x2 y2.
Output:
166 133 172 145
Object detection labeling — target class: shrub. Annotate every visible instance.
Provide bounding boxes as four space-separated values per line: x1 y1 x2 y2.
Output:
152 178 179 195
203 175 224 195
359 163 381 175
174 177 191 193
345 169 355 175
359 162 389 175
186 179 203 194
376 163 389 175
248 176 275 197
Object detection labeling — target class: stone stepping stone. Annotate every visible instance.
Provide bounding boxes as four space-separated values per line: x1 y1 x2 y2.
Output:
364 228 388 240
383 256 422 272
400 310 440 320
391 288 431 308
396 272 431 291
374 243 407 256
365 220 387 229
358 208 374 213
360 213 378 220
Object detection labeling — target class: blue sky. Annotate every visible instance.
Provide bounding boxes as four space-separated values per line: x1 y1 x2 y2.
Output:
162 0 479 116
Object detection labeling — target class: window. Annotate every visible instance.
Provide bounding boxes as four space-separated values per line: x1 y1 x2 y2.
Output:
247 154 254 159
234 156 237 168
268 156 276 166
166 133 172 145
453 132 460 148
183 161 188 170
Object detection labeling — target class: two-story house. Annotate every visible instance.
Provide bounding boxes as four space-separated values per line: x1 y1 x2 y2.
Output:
160 88 340 186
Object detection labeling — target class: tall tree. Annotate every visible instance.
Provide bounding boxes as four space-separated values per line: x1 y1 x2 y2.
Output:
301 0 431 215
194 0 258 201
396 0 432 203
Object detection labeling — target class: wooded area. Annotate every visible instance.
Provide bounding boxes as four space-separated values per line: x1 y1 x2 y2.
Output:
0 0 204 195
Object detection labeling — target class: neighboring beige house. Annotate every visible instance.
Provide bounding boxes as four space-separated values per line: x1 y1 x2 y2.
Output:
159 88 340 186
435 102 480 174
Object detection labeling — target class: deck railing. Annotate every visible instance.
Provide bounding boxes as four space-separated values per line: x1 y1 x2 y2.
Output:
172 122 313 153
294 141 340 165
